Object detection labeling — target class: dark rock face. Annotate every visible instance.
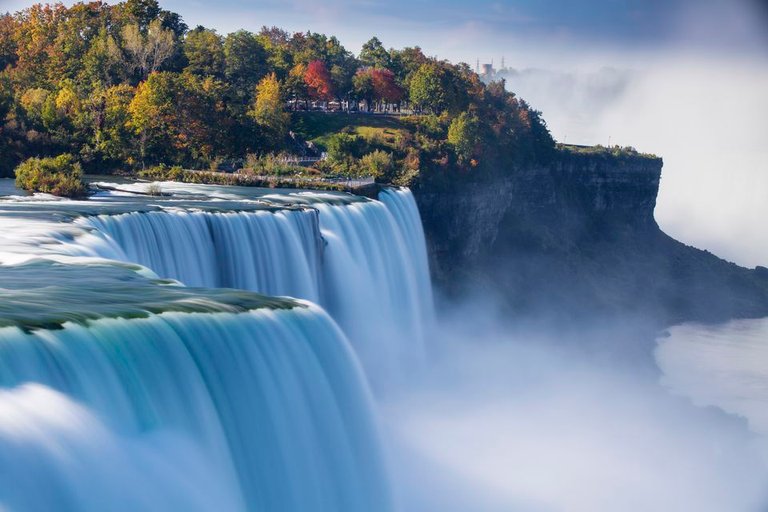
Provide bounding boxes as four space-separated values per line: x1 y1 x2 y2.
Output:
412 151 768 325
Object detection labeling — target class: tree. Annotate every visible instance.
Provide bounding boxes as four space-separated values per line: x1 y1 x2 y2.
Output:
409 62 446 113
304 60 333 101
118 0 161 31
248 73 289 148
359 37 390 69
0 14 18 72
122 19 176 79
127 72 177 165
11 4 63 87
184 26 224 77
285 63 307 109
224 30 267 96
82 28 125 86
90 84 136 166
257 26 292 79
352 69 374 111
390 46 427 86
292 31 330 65
371 68 403 106
447 111 480 163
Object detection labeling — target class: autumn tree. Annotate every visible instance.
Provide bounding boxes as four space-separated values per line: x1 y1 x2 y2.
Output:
89 84 136 166
304 60 333 102
285 63 307 109
0 14 18 72
11 4 63 87
371 68 403 108
128 72 177 165
122 19 176 79
248 73 288 148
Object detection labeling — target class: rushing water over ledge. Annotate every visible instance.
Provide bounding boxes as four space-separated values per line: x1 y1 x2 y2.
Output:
0 182 434 511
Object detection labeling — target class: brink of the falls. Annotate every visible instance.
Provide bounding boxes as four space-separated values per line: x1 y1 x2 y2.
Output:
0 185 434 512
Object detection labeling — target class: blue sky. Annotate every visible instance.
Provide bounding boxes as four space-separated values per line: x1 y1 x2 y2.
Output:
140 0 768 64
2 0 765 64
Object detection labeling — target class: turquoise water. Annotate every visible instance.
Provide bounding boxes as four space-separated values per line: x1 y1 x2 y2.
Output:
0 183 434 511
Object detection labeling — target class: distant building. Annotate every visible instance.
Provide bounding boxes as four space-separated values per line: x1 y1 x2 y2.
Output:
480 63 495 78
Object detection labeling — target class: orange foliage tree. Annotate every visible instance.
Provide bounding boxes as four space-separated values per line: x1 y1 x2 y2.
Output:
303 60 333 101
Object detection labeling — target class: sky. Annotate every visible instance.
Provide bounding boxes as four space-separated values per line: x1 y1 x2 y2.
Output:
2 0 768 266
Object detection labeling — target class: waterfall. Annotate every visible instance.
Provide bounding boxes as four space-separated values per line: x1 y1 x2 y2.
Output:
75 188 433 381
0 304 392 511
0 185 433 511
83 209 322 302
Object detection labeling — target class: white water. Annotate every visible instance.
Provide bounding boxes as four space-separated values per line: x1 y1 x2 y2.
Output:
74 188 433 382
83 209 322 301
0 185 433 511
0 307 391 512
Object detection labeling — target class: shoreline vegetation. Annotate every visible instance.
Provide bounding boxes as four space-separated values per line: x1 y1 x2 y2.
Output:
0 1 655 198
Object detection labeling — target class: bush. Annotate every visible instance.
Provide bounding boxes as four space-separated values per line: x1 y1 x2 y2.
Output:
138 164 184 181
145 183 163 196
326 133 363 162
241 153 306 177
359 150 395 180
14 154 87 198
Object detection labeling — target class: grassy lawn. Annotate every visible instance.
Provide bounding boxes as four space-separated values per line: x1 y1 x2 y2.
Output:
291 112 410 151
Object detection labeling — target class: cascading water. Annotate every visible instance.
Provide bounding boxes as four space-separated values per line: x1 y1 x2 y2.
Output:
83 209 322 301
314 189 433 380
73 188 433 381
0 261 392 512
0 183 434 511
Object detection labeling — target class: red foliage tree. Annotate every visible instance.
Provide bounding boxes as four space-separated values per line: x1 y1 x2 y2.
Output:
370 68 403 103
304 60 334 101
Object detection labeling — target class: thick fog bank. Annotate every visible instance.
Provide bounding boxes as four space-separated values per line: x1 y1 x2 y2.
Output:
383 298 768 511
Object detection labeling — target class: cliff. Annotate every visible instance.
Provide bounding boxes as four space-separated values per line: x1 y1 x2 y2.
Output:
411 149 768 324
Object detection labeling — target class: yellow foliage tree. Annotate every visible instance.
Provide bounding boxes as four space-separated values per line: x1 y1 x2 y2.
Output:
248 73 289 148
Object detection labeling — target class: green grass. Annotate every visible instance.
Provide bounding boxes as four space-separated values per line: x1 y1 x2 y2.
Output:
557 143 659 160
291 112 409 150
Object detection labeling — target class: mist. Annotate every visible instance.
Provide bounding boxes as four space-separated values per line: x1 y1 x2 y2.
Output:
502 57 768 269
382 299 768 511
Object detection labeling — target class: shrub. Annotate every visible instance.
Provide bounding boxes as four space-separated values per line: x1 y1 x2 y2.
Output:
14 154 87 198
359 150 395 180
326 133 363 162
145 183 163 196
138 164 184 181
241 153 306 177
